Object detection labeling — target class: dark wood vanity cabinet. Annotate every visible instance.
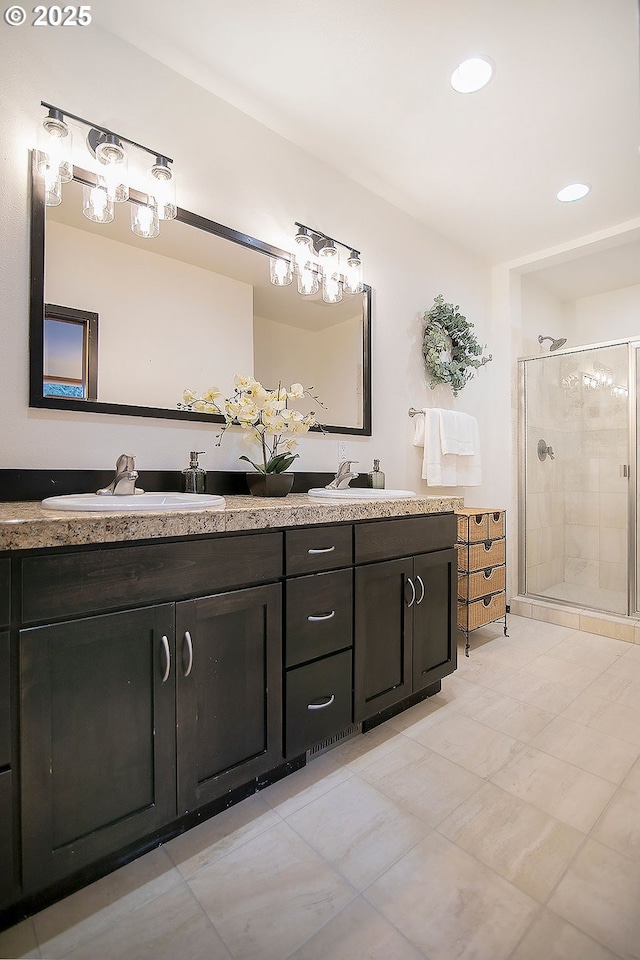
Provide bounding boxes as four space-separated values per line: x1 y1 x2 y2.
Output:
353 515 457 723
5 509 457 915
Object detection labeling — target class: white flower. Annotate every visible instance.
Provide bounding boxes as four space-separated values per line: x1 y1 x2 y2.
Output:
202 387 221 402
288 383 304 398
183 389 196 404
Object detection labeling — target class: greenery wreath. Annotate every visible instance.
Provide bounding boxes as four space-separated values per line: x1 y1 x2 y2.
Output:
422 294 491 396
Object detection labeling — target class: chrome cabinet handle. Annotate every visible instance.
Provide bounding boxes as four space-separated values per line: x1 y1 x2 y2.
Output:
406 576 416 608
416 575 425 604
308 546 336 554
308 695 335 711
160 635 171 683
183 630 193 677
307 611 336 622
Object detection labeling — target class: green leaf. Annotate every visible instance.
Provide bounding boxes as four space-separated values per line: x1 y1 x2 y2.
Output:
238 454 265 473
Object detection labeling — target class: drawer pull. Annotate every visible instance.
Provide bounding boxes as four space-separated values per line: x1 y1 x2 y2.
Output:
183 630 193 677
307 546 336 555
160 635 171 683
406 576 416 608
308 695 335 711
416 575 425 604
307 611 336 622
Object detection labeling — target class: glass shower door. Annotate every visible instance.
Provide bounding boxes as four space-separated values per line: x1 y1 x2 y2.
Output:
522 342 629 615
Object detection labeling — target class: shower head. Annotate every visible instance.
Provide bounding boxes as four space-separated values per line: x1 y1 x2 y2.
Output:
538 335 567 352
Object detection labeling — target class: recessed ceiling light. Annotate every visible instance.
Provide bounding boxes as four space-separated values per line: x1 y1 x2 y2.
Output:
556 182 590 202
450 57 494 93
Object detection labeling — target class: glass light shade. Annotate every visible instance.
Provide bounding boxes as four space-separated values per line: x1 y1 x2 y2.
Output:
37 113 73 183
322 269 343 304
149 159 177 220
82 179 114 223
131 202 160 238
294 226 313 250
297 262 320 296
97 135 129 202
269 256 293 286
344 252 363 294
43 167 62 206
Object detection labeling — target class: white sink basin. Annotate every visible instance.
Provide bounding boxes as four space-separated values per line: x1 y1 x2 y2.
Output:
308 488 417 500
41 492 226 512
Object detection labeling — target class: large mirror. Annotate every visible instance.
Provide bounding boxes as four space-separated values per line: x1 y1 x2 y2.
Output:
29 162 371 434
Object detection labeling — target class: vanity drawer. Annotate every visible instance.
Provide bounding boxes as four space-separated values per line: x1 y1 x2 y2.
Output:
285 569 353 667
355 513 456 564
21 533 283 623
0 560 10 628
285 525 352 575
285 649 352 758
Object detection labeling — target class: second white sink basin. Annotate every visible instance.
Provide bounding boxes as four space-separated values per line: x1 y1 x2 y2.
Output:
41 492 226 512
308 488 417 500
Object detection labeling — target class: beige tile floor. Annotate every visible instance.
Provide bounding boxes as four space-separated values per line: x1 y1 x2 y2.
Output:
2 614 640 960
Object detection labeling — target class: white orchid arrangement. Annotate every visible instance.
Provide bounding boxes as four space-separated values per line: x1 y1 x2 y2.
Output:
180 375 323 474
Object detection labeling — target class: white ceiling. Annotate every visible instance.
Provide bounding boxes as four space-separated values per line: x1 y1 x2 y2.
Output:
96 0 640 297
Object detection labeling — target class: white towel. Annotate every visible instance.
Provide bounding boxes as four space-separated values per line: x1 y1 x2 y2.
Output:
413 407 482 486
439 410 475 456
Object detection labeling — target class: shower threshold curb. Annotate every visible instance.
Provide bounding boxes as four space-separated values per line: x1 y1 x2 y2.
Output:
510 595 640 645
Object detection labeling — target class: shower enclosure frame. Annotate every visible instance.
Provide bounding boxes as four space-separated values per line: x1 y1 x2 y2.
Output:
518 336 640 618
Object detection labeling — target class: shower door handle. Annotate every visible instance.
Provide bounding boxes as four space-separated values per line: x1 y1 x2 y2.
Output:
620 464 630 478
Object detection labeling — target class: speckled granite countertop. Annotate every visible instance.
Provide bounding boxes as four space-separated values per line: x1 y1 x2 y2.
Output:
0 494 463 552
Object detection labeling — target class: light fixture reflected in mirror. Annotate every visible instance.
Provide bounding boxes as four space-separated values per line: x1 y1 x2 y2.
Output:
131 200 159 238
297 260 320 295
269 256 293 286
322 268 343 304
82 178 114 223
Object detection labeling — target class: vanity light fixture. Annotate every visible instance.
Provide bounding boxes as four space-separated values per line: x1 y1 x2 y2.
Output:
36 101 176 237
274 221 363 303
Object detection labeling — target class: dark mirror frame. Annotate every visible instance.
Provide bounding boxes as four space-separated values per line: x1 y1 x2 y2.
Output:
29 154 372 436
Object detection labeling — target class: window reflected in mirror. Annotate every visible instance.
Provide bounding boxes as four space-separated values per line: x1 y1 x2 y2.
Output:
43 304 98 400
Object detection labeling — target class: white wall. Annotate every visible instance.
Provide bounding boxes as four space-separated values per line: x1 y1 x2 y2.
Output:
565 283 640 346
0 25 501 499
254 314 361 428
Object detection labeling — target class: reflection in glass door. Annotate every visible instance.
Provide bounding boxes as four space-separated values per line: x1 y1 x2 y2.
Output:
521 342 629 615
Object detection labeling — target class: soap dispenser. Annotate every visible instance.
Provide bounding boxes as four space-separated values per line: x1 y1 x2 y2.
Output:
368 459 385 489
182 451 206 494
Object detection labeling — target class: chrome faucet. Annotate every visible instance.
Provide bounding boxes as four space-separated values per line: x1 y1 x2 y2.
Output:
96 454 142 496
325 460 360 490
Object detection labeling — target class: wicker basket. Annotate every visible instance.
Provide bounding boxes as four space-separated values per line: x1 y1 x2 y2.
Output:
487 511 505 539
458 564 506 600
457 538 506 572
458 592 506 630
456 513 489 543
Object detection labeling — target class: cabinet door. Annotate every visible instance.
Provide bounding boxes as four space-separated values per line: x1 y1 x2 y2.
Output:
413 548 457 692
176 583 282 813
20 605 176 894
354 558 413 722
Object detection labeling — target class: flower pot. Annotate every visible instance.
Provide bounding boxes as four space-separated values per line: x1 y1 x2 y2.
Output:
245 472 294 498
